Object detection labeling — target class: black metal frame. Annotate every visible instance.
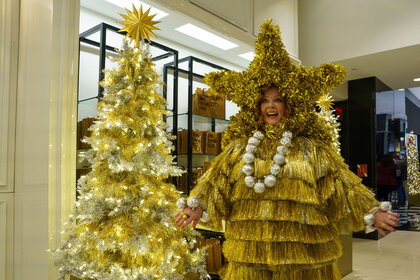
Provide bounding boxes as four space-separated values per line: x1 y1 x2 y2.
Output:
78 22 179 178
164 56 228 195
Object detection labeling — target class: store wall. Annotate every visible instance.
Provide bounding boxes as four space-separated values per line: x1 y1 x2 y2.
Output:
298 0 420 66
0 0 79 279
0 0 18 276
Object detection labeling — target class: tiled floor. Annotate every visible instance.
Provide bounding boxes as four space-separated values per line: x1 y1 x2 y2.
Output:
343 231 420 280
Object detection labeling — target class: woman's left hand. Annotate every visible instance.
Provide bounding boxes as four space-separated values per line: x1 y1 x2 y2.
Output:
374 211 400 237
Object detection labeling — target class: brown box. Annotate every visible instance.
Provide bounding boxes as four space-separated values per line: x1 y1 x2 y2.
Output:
176 172 188 194
205 131 220 154
192 89 211 117
192 130 206 154
206 238 223 274
179 130 205 154
218 132 224 151
210 95 225 119
191 167 204 186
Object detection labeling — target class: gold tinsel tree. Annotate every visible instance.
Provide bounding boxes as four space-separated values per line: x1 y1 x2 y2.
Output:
51 5 207 280
315 93 341 155
407 132 420 195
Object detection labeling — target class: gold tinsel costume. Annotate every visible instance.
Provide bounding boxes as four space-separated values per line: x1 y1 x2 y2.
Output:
188 20 379 279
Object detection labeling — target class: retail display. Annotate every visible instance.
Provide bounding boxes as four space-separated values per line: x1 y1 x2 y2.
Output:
407 132 420 194
164 56 230 196
52 6 208 279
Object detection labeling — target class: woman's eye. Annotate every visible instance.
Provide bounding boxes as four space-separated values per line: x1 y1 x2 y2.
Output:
275 98 284 102
261 99 268 103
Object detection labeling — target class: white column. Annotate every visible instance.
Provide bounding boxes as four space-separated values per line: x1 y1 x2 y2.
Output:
14 0 79 279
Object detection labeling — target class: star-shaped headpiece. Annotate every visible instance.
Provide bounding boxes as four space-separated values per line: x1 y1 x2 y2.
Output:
118 4 161 48
204 20 346 146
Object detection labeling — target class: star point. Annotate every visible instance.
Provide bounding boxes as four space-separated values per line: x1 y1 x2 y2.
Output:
118 4 161 48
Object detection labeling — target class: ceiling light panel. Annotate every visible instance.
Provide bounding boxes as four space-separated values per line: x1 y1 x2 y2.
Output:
175 23 238 50
239 51 255 61
414 78 420 82
105 0 168 20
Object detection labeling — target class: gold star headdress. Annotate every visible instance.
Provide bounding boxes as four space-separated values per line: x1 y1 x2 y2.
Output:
118 4 161 48
204 20 346 147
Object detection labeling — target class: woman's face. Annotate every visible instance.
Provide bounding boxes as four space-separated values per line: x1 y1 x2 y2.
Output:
260 87 285 125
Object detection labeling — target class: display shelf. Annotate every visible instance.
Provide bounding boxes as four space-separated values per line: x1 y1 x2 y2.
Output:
164 56 229 195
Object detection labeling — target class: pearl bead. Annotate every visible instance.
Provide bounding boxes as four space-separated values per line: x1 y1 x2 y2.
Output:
277 145 288 154
380 201 392 211
245 144 257 153
248 137 260 146
187 196 199 208
243 152 255 163
242 164 254 175
280 137 291 146
273 153 285 165
264 175 276 187
283 131 293 139
244 176 255 187
253 131 264 140
270 164 281 175
254 182 265 193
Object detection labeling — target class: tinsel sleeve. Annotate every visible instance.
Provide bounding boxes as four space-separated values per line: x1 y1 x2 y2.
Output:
189 139 245 232
312 140 379 233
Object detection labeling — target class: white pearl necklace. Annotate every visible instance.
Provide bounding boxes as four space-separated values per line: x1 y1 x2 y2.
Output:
242 130 292 193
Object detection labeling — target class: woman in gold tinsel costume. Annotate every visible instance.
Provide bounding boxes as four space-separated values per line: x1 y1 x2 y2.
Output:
175 20 400 279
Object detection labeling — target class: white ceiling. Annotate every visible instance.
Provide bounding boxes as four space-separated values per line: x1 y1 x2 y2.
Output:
81 0 420 101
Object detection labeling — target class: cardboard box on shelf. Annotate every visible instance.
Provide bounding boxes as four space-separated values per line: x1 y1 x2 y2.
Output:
179 129 206 154
192 89 211 117
210 95 225 119
205 131 219 154
205 238 223 274
192 130 206 154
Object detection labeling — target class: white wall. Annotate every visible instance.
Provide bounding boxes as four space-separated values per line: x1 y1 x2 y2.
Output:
298 0 420 66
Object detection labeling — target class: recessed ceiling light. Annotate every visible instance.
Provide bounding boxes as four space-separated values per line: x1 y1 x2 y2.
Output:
175 23 238 50
239 52 255 61
398 88 404 91
414 77 420 82
105 0 168 20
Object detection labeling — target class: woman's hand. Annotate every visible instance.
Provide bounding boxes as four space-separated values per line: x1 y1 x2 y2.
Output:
175 206 203 229
374 210 400 237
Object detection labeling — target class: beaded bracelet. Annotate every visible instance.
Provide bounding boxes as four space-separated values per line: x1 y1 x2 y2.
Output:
176 196 210 223
363 201 392 233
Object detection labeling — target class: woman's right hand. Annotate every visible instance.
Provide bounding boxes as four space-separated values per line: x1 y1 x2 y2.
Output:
175 206 203 229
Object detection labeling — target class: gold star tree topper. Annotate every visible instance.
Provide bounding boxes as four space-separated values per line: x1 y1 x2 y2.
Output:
118 4 160 48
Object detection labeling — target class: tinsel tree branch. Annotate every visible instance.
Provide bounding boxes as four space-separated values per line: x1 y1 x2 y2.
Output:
407 132 420 195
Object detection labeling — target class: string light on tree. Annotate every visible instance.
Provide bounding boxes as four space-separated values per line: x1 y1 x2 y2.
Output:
51 5 207 280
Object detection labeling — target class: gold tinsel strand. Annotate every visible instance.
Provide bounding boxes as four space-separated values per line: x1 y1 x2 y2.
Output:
407 132 420 195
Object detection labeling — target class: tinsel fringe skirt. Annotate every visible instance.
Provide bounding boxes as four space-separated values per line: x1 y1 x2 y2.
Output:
220 261 342 280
